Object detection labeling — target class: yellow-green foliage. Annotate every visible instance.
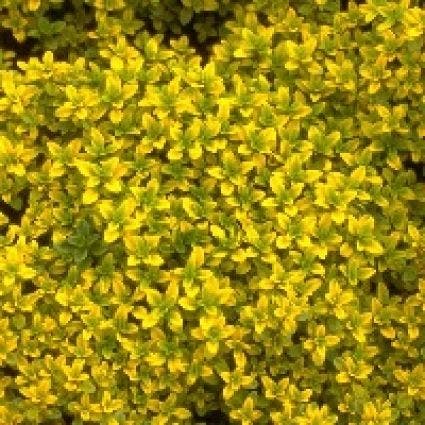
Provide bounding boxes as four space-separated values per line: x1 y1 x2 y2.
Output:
0 0 425 424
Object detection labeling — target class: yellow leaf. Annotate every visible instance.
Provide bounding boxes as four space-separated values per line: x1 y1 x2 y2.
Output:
261 127 276 145
168 357 188 374
276 235 291 249
394 369 408 383
179 296 197 311
245 225 259 242
59 312 72 326
312 346 326 366
408 325 419 340
49 162 64 178
363 240 384 256
312 244 327 259
146 39 158 56
166 280 179 301
331 209 346 225
276 213 289 228
381 327 396 339
0 212 9 226
18 266 37 280
9 163 26 176
351 166 366 183
189 143 202 160
28 0 41 11
182 198 197 218
387 154 402 170
173 408 191 420
110 56 124 72
234 48 248 58
127 255 140 267
142 311 161 329
122 198 137 216
325 335 340 346
304 37 317 54
104 223 120 243
145 352 165 367
368 82 380 94
42 51 54 65
167 148 183 161
122 84 138 100
189 246 204 268
270 172 285 195
358 267 376 280
261 198 277 208
285 40 298 58
157 198 170 210
207 166 224 179
169 310 183 333
305 170 322 183
340 152 356 166
285 60 299 71
206 340 219 356
105 179 121 193
217 98 232 120
375 105 389 119
109 109 123 124
210 225 225 240
407 224 420 241
98 200 114 218
75 108 88 120
220 181 234 196
222 385 234 400
336 372 350 384
82 188 99 205
55 288 69 307
55 103 73 119
74 160 93 177
144 254 164 267
145 235 161 248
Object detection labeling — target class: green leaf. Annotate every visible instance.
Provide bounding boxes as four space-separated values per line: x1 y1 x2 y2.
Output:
179 8 193 25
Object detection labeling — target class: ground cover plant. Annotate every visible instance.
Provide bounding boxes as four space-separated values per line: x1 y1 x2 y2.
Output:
0 0 424 423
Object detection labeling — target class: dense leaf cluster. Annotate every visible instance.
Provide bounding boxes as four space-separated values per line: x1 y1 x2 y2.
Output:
0 0 424 424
